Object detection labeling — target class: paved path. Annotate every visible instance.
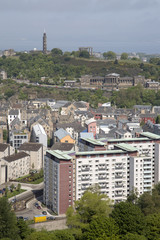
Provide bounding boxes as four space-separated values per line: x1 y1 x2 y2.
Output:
30 218 67 231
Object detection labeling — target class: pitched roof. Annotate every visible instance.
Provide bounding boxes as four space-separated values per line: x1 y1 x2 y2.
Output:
54 128 71 140
51 142 74 151
9 109 19 115
0 143 9 152
19 142 42 151
4 152 30 162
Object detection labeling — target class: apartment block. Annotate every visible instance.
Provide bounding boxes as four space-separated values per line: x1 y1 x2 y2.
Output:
43 132 160 214
43 150 73 215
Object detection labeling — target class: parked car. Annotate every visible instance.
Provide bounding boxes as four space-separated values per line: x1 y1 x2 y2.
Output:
24 217 29 221
35 202 39 207
17 216 23 220
42 211 47 215
37 206 41 209
47 216 55 220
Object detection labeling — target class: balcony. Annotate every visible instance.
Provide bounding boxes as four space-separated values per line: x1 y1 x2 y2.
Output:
98 175 106 180
81 166 90 172
81 176 90 181
115 175 123 179
115 185 123 188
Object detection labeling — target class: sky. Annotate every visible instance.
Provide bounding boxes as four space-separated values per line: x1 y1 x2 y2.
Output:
0 0 160 53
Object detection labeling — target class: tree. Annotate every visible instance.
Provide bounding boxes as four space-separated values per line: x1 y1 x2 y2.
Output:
121 53 128 60
156 115 160 124
103 51 116 60
84 216 119 240
145 213 160 240
17 183 21 193
66 187 112 229
0 198 19 240
123 233 147 240
17 219 33 239
3 129 8 142
110 202 145 235
10 184 15 192
138 192 155 216
79 50 90 58
51 48 63 56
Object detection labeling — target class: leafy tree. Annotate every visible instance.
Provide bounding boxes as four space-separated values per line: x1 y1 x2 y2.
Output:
138 192 155 216
51 48 63 56
3 129 8 141
66 187 112 229
145 213 160 240
0 198 19 240
17 219 33 239
110 202 145 235
121 53 128 60
4 88 14 99
17 183 21 192
103 51 116 60
156 115 160 124
10 184 15 192
122 233 147 240
83 216 119 240
79 50 90 58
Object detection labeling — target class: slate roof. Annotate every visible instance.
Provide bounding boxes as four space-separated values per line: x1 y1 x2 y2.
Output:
4 152 30 162
54 128 71 140
9 109 19 115
51 142 74 151
56 121 85 132
0 143 9 152
19 142 42 151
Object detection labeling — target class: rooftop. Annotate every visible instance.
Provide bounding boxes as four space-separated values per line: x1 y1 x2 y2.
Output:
19 142 42 151
139 132 160 140
4 152 30 162
47 150 72 160
76 149 124 156
80 137 105 146
115 143 138 152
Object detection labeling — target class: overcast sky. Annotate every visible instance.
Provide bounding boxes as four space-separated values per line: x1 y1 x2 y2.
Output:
1 0 160 53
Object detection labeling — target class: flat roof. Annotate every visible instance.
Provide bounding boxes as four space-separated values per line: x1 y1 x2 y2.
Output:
107 137 149 143
115 143 138 152
76 149 124 156
139 132 160 140
47 150 72 160
80 137 105 146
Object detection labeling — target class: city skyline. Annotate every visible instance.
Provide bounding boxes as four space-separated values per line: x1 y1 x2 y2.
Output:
0 0 160 53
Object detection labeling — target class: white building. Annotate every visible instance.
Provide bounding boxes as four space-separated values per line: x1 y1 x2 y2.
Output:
31 124 47 147
0 152 30 184
8 109 21 125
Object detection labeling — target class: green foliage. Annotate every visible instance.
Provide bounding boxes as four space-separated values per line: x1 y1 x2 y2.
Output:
3 129 8 141
51 48 63 56
121 53 128 60
17 219 33 239
156 115 160 124
145 213 160 240
66 187 112 230
103 51 116 60
79 50 90 58
0 198 19 240
84 216 119 240
122 233 147 240
4 88 14 99
110 201 145 235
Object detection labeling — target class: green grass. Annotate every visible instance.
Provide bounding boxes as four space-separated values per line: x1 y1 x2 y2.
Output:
16 174 31 181
28 177 44 184
3 189 26 199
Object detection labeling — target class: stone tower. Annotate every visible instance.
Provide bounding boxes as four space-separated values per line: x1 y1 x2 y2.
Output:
43 31 47 54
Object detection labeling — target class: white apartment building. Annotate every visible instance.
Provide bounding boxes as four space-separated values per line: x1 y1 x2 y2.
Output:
31 124 47 147
44 132 160 213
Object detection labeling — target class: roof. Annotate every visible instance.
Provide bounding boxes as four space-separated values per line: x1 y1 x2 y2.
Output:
80 137 105 146
32 124 46 136
140 132 160 140
107 137 149 143
19 142 42 151
9 109 19 115
0 143 9 152
80 132 94 139
47 150 72 160
56 121 85 132
115 143 138 152
54 128 71 140
4 152 30 162
51 142 74 151
76 149 124 156
85 118 96 125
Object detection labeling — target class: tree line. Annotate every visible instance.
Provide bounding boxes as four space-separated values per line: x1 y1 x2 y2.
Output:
2 183 160 239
